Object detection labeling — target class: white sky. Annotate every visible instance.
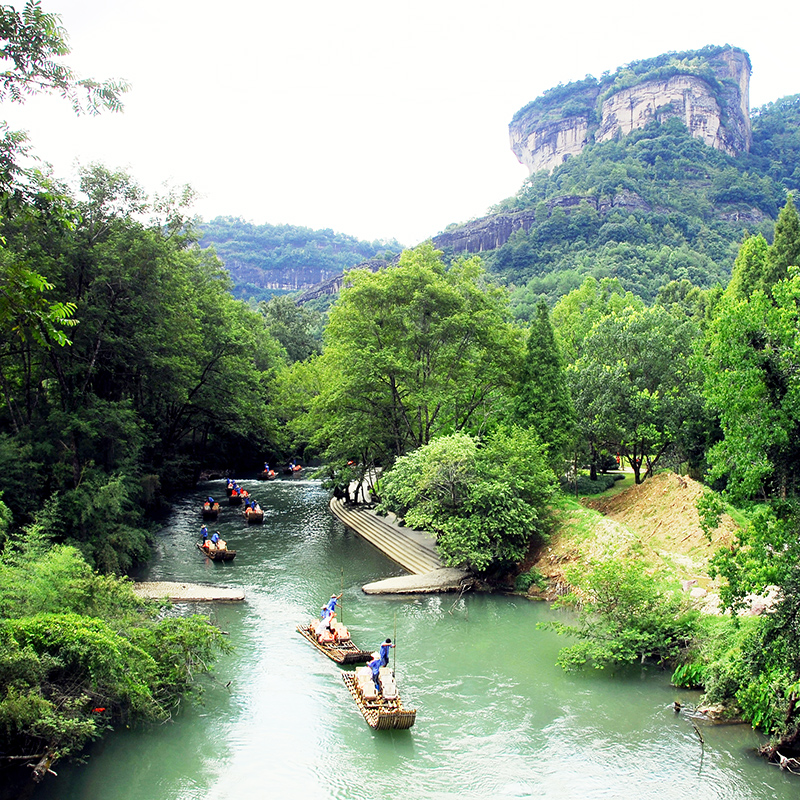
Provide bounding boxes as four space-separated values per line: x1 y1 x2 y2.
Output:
2 0 798 246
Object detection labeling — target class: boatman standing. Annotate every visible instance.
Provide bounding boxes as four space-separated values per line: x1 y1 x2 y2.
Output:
378 638 395 668
368 655 383 696
325 593 342 617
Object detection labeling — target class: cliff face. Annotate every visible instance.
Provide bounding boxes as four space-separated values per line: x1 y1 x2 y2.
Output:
510 47 751 174
510 116 591 174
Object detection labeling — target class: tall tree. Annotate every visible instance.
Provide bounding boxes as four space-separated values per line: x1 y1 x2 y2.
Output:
512 300 575 474
764 195 800 291
725 233 770 301
568 306 702 484
306 244 522 460
703 272 800 500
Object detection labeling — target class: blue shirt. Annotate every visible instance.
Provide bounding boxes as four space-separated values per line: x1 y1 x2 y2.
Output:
211 533 219 543
326 597 339 615
379 643 393 662
369 658 381 678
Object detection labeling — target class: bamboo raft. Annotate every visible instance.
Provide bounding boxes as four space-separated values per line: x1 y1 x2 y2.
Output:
196 542 236 561
201 502 220 520
296 622 372 665
244 508 264 524
342 669 416 730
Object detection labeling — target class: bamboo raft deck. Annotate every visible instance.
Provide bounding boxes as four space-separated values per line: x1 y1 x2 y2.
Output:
342 671 416 730
196 542 236 561
296 623 372 665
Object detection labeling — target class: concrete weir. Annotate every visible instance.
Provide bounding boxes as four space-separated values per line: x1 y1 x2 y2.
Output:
133 581 245 602
329 497 471 594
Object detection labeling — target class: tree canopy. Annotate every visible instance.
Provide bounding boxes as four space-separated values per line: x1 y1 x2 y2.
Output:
376 428 556 573
293 243 523 465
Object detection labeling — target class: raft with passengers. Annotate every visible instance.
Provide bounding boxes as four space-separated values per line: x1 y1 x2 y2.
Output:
197 528 236 561
342 664 416 730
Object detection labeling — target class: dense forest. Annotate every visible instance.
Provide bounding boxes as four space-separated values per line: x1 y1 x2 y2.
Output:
3 6 800 789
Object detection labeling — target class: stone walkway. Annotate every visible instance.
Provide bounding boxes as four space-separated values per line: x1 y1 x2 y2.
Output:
329 498 471 593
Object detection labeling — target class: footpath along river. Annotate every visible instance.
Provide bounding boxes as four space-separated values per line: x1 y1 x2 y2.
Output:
33 477 799 800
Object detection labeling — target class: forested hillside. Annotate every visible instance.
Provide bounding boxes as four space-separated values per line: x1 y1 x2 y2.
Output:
198 217 403 302
478 96 800 316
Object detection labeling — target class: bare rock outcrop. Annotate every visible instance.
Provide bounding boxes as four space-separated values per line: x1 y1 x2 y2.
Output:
510 46 751 175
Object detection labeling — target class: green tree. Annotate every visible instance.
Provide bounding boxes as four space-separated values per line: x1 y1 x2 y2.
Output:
568 305 702 484
0 524 229 781
259 294 322 363
703 271 800 501
511 300 575 473
377 428 555 573
725 234 770 301
763 195 800 291
307 244 522 460
551 555 700 670
0 1 127 195
550 276 644 362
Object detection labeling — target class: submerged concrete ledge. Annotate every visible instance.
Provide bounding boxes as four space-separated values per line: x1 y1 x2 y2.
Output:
133 581 245 602
362 568 472 595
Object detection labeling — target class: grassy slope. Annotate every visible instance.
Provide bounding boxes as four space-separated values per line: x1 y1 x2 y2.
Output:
533 472 739 607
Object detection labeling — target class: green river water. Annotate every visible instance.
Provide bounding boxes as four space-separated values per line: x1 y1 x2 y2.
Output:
31 477 799 800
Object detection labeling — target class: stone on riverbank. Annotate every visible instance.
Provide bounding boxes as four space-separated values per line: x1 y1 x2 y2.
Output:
362 568 472 595
133 581 245 601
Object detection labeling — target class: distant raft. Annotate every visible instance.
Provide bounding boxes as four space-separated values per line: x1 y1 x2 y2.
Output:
244 506 264 525
201 501 220 520
342 667 416 730
196 541 236 562
296 621 372 665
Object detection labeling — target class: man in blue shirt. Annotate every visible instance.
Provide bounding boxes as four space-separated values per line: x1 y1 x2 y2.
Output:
368 656 382 696
326 593 342 617
378 638 395 668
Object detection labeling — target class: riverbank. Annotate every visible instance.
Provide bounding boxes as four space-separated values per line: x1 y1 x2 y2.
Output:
528 472 742 611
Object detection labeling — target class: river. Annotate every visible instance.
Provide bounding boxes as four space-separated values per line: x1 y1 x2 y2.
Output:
32 477 799 800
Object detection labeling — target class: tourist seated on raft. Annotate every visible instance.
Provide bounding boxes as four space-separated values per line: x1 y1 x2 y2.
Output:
314 615 331 641
207 531 226 552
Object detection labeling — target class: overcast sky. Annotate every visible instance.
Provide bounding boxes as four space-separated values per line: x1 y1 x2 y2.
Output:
3 0 798 246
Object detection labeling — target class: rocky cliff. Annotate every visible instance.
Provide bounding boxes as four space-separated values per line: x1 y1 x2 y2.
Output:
510 46 751 174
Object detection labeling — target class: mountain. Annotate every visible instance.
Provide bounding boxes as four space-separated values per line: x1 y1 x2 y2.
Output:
197 217 402 302
427 47 800 315
509 45 752 173
202 47 800 316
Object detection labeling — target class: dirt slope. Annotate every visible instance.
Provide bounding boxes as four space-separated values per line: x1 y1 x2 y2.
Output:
534 472 738 602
